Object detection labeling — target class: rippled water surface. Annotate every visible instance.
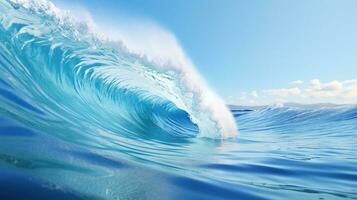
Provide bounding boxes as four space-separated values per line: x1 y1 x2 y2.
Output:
1 105 356 200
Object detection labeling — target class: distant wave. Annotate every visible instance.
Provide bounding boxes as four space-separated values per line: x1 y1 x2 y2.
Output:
0 0 237 139
232 104 357 132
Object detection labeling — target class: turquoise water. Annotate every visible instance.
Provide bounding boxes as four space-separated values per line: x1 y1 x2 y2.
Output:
0 0 357 199
0 105 356 199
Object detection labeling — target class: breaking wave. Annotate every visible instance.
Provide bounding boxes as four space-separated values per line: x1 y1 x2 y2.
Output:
0 0 237 142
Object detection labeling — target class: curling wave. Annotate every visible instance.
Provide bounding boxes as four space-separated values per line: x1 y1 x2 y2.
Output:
0 0 237 140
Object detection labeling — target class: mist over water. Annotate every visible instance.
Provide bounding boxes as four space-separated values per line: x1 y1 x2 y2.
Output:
0 0 357 199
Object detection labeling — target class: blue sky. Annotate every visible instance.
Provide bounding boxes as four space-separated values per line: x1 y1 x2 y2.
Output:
53 0 357 105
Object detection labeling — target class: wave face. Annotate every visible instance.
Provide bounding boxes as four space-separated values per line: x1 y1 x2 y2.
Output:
1 0 357 200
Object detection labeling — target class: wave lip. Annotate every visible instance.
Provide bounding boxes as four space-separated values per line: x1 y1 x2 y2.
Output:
0 0 237 139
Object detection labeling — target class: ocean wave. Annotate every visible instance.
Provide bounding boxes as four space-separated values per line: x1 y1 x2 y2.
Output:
232 104 357 133
0 0 237 139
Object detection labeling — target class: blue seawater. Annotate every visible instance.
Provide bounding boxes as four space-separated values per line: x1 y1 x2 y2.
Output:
0 0 357 199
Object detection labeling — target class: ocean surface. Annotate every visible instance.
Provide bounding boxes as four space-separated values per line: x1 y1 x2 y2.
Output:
1 0 357 199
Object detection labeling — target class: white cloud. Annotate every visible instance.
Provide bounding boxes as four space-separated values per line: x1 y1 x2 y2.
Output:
306 79 343 98
306 79 357 103
341 80 357 98
231 79 357 105
264 87 301 98
290 80 303 85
